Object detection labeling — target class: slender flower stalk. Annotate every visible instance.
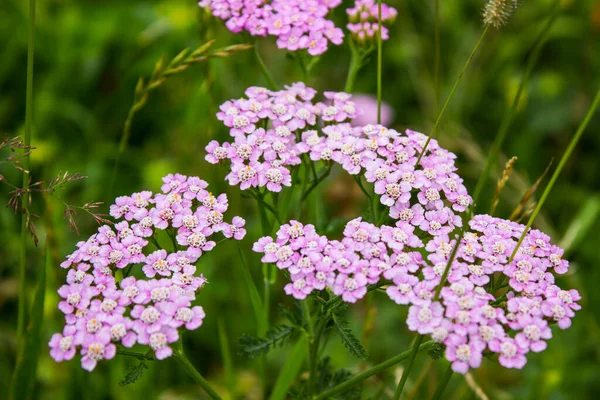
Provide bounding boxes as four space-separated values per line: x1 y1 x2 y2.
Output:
314 341 437 399
345 41 363 93
173 341 223 400
377 0 383 123
472 2 561 211
431 364 454 400
416 26 489 165
392 335 424 400
255 42 279 90
17 0 37 345
493 87 600 288
434 0 440 116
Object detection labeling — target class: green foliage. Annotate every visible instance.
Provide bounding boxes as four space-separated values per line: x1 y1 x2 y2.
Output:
290 357 361 400
269 336 308 400
119 360 149 386
0 0 599 398
237 244 268 336
331 314 368 360
238 324 296 359
278 301 305 328
427 342 446 361
10 242 47 400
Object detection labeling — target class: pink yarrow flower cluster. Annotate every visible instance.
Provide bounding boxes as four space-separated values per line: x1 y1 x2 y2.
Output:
254 218 426 303
206 83 361 192
413 215 580 374
50 174 246 371
347 0 397 42
198 0 344 55
255 215 580 374
298 123 473 219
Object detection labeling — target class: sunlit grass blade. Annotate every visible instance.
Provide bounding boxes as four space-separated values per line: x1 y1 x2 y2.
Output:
237 244 267 336
218 318 236 393
415 26 489 165
507 88 600 259
10 240 47 400
558 197 600 254
268 336 308 400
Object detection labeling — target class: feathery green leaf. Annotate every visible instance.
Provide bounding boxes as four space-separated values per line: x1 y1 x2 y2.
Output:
331 314 368 360
238 324 295 359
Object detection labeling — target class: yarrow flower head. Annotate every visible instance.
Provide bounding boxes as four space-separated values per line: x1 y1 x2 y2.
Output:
256 214 581 374
346 0 397 43
198 0 344 55
51 174 246 371
206 83 366 192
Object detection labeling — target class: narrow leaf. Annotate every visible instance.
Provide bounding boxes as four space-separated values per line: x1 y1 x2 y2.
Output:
269 336 308 400
218 318 236 391
558 196 600 254
236 244 267 335
10 241 48 400
331 314 368 360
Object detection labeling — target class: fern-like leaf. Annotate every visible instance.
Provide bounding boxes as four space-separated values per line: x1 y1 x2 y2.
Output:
331 314 368 360
238 324 295 358
119 360 148 386
279 301 304 328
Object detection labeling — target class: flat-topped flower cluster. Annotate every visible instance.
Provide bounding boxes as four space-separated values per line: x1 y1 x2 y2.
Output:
49 174 246 371
198 0 344 55
198 0 396 55
205 83 361 192
254 215 580 373
206 83 472 223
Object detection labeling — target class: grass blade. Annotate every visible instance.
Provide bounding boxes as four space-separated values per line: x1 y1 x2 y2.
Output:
269 336 308 400
10 240 48 400
218 318 236 392
237 244 267 335
558 197 600 254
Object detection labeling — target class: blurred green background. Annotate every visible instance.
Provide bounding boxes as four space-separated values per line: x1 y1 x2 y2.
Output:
1 0 600 398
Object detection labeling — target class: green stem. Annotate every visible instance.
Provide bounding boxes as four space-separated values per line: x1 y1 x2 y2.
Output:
434 0 440 116
392 335 424 400
314 341 436 399
345 40 363 93
377 0 383 123
434 227 465 301
301 165 332 202
306 302 326 397
416 26 489 165
431 364 454 400
472 3 560 211
17 0 36 346
116 349 154 361
255 42 279 90
494 86 600 289
173 344 223 400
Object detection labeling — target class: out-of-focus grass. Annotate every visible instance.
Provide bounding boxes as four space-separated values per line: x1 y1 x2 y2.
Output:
1 0 599 398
